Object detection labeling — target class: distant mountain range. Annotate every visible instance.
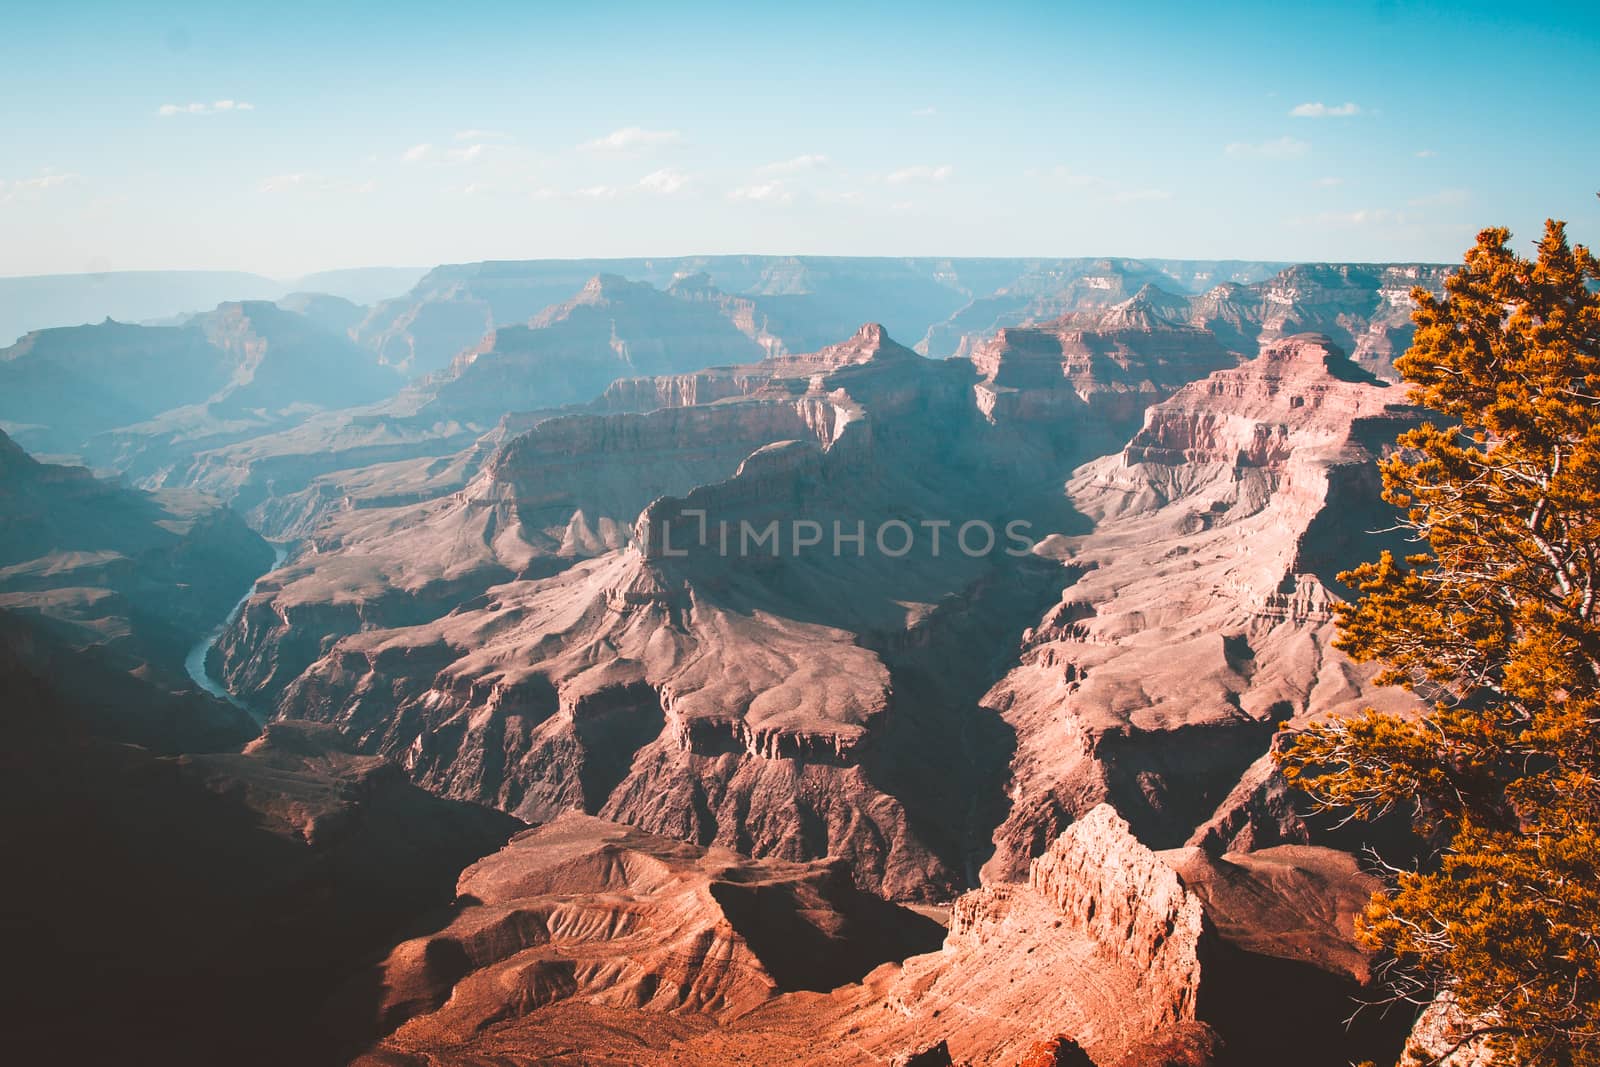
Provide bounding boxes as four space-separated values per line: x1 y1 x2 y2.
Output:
0 266 428 345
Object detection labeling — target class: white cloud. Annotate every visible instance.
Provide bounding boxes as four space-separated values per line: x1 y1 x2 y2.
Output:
1415 149 1437 158
1111 187 1173 204
403 141 494 164
579 126 683 153
1032 167 1169 204
1029 165 1101 188
1290 101 1361 118
1225 136 1309 159
455 128 510 141
0 170 84 203
884 163 953 185
911 106 938 118
1315 176 1345 187
758 154 829 175
572 184 619 200
258 173 375 195
451 179 558 200
158 100 254 116
257 173 307 193
638 168 689 195
728 181 794 205
1408 188 1469 208
1293 207 1408 228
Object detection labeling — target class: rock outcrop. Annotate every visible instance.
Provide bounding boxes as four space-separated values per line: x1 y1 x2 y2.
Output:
982 335 1422 880
356 812 943 1060
417 274 771 419
925 262 1450 377
1400 995 1500 1067
350 804 1406 1067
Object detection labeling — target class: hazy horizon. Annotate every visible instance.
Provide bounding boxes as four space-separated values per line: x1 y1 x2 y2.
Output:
0 250 1463 286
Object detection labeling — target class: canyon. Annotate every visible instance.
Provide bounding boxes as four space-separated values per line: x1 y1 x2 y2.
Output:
0 255 1457 1065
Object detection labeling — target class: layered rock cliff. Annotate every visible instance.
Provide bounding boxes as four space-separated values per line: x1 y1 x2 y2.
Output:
981 335 1422 880
350 804 1407 1067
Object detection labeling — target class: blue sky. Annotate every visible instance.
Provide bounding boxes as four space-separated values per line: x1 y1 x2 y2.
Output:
1 0 1595 277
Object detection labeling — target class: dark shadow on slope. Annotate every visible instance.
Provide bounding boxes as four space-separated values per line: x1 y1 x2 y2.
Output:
709 864 946 992
0 614 520 1067
1201 942 1416 1067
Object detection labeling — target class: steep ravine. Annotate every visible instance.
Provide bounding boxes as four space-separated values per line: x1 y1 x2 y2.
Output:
184 541 290 719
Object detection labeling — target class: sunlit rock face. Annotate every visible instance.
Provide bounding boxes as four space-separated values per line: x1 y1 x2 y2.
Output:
981 333 1423 881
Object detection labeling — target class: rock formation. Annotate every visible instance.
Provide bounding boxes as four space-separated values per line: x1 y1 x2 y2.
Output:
219 316 1262 898
925 263 1451 377
0 428 272 742
353 256 1290 377
980 334 1422 880
0 300 400 460
350 804 1405 1067
355 812 943 1058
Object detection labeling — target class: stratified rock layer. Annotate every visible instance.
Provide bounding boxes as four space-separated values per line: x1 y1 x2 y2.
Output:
352 804 1406 1067
982 334 1421 879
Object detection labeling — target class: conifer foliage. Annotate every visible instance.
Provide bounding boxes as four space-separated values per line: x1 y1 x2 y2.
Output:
1280 219 1600 1064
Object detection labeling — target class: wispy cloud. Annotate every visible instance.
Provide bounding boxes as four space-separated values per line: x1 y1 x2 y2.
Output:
1315 176 1345 187
158 99 254 116
572 184 619 200
449 180 557 200
1110 187 1173 204
0 170 84 203
728 181 794 205
884 163 953 185
1292 207 1407 228
1408 188 1469 208
1415 149 1437 158
1030 166 1170 204
911 106 938 118
402 142 495 164
758 154 829 175
1028 165 1100 189
1225 136 1309 159
258 173 375 195
638 168 689 195
1289 101 1361 118
579 126 683 153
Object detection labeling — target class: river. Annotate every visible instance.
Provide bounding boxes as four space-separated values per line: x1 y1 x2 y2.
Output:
183 541 289 723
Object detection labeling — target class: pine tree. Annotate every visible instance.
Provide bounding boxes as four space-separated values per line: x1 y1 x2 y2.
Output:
1279 219 1600 1065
